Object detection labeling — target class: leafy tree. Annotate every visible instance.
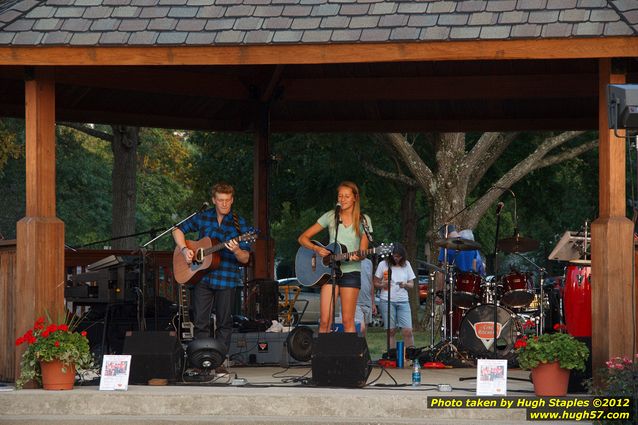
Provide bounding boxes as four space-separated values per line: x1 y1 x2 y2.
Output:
60 123 139 250
135 128 197 250
0 118 22 173
56 127 111 246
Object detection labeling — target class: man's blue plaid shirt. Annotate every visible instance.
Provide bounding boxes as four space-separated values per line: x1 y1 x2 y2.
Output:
179 209 251 289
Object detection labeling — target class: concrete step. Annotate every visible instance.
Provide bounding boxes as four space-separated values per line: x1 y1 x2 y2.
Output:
0 415 585 425
0 367 589 425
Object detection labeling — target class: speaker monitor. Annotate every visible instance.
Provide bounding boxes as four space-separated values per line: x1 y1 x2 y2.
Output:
312 333 371 388
122 331 183 384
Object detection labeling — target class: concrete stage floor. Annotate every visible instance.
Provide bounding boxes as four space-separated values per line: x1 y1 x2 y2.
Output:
0 365 592 425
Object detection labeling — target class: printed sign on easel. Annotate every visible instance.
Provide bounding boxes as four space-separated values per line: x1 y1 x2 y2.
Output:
476 358 507 396
99 355 131 391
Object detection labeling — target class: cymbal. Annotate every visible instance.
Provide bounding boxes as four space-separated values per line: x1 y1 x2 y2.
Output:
569 258 591 265
416 260 443 273
435 237 481 251
497 235 539 253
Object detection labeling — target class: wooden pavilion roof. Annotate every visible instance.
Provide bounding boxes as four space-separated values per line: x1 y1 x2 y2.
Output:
0 0 636 46
0 0 637 132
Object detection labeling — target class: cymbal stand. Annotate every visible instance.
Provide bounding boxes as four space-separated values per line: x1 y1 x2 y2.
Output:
445 263 456 341
514 252 546 335
428 270 437 348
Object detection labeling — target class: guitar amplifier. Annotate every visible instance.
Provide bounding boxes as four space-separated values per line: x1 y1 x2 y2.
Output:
228 331 301 366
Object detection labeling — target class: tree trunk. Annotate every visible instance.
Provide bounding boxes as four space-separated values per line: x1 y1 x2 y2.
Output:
110 125 139 250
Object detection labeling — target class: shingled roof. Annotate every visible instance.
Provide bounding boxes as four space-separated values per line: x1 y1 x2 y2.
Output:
0 0 636 46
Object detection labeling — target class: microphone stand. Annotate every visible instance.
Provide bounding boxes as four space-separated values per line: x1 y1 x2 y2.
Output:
513 252 547 335
492 205 504 357
330 207 341 332
385 264 393 357
140 204 208 332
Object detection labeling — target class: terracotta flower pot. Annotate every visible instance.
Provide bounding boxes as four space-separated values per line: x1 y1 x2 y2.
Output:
40 360 76 390
531 361 570 396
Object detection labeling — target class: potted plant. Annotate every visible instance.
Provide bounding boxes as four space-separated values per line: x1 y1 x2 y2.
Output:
515 324 589 396
15 313 93 390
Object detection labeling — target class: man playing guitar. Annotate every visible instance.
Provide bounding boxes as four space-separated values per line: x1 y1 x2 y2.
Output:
172 182 251 371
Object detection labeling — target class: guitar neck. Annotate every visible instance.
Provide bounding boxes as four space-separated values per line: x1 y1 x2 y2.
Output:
202 236 240 257
331 247 376 261
179 286 191 323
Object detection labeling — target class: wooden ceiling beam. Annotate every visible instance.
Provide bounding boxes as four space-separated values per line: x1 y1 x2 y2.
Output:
282 73 597 101
53 107 246 131
271 117 596 133
0 37 636 66
0 99 596 132
0 67 250 99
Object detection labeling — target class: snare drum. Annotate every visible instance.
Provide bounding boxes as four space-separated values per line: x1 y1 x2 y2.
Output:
501 272 534 308
454 272 482 309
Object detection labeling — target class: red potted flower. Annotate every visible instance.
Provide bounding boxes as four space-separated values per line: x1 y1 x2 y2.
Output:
516 323 588 396
15 312 93 390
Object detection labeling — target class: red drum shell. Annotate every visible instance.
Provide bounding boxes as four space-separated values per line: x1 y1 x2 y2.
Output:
501 272 534 308
563 264 591 337
454 272 482 309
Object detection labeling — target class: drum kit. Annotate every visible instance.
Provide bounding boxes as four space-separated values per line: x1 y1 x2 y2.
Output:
425 231 548 362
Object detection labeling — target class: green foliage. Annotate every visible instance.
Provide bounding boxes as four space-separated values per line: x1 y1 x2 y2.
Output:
587 355 638 425
15 312 93 389
186 131 254 217
0 118 23 173
56 127 112 247
135 128 197 250
516 332 589 371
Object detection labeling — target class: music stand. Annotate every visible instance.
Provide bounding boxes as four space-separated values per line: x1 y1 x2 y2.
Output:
548 230 590 262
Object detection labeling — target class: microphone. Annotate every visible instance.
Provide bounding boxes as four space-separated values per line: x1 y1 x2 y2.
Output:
199 202 209 212
496 202 504 215
335 202 342 213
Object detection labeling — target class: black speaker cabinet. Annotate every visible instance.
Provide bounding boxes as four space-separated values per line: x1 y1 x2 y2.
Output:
311 333 371 388
245 280 278 321
568 336 592 393
122 331 184 384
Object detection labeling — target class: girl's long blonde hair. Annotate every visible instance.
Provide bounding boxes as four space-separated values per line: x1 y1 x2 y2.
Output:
338 181 362 238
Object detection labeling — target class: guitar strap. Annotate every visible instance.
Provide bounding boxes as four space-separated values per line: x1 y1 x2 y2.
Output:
361 213 374 244
231 212 241 235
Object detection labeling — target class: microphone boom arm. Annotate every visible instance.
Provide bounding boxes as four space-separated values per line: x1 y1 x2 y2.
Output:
142 203 207 247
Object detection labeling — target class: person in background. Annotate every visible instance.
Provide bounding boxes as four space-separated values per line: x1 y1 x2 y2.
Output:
457 229 486 275
355 257 376 337
298 181 372 333
373 243 415 349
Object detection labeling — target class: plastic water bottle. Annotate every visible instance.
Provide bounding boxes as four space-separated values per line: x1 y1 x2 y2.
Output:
412 361 421 387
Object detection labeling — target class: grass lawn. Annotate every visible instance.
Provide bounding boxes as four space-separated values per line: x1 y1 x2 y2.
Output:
364 327 434 360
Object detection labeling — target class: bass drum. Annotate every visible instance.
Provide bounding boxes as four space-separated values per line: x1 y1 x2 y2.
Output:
459 304 518 358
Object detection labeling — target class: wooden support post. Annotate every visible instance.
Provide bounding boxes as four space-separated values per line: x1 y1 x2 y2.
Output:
252 103 273 280
15 69 65 380
591 59 633 371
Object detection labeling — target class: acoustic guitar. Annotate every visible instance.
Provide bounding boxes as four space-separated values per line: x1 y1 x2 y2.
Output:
173 230 258 285
295 241 393 287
